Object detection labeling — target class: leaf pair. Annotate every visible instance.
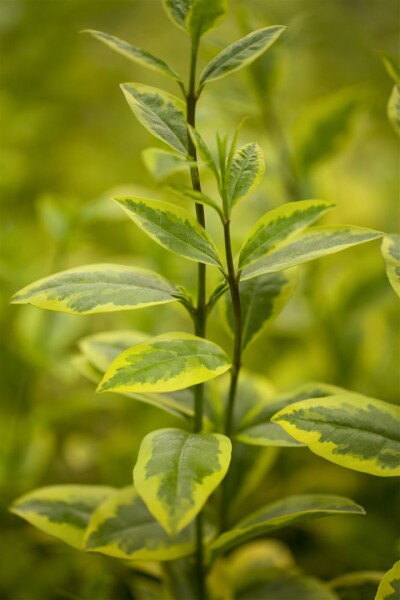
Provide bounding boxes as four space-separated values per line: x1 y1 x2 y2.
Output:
238 199 382 281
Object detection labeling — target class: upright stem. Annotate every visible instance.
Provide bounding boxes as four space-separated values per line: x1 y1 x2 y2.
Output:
186 36 206 600
223 220 242 438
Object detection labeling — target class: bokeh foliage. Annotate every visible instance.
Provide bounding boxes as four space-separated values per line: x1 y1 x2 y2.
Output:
1 0 399 598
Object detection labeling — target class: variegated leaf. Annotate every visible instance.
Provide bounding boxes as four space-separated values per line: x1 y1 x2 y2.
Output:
168 185 223 217
223 270 297 350
241 226 382 281
98 332 231 394
236 380 344 448
121 83 188 153
227 142 265 208
200 26 286 85
84 486 205 561
10 485 115 549
188 125 220 181
239 200 334 271
77 330 194 419
115 196 222 267
375 561 400 600
133 428 231 534
272 394 400 476
381 235 400 297
11 264 178 314
382 52 400 85
162 0 191 30
84 30 182 82
210 494 365 559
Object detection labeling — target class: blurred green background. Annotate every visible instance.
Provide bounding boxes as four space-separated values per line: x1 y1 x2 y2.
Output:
1 0 399 598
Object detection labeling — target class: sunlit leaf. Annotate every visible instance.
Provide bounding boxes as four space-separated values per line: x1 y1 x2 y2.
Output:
84 30 182 82
121 83 188 153
381 235 400 297
10 485 115 549
11 264 178 314
115 196 222 266
223 270 297 350
210 494 365 559
236 381 347 448
226 142 265 208
133 428 231 534
272 394 400 476
375 561 400 600
77 330 194 419
239 200 334 271
241 226 382 281
162 0 191 30
85 486 203 560
200 26 286 85
98 332 231 394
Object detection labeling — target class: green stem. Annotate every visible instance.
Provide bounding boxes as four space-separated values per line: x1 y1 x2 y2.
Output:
186 36 206 600
220 219 243 531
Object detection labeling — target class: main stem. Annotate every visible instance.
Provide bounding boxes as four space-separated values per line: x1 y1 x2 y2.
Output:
186 37 206 600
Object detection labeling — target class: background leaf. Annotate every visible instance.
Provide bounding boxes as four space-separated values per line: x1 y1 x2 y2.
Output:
223 269 297 350
133 428 231 534
272 394 400 476
11 264 179 314
98 332 231 394
381 234 400 297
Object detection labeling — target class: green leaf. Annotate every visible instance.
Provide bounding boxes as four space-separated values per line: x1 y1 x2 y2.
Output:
241 226 383 281
329 571 385 600
210 494 365 559
293 88 362 173
381 235 400 297
84 30 182 82
388 85 400 135
167 184 223 217
200 26 285 85
163 0 191 30
375 561 400 600
239 200 334 271
237 571 339 600
121 83 188 154
226 142 264 209
98 332 231 394
381 52 400 85
186 0 227 42
10 485 115 549
188 126 220 182
11 264 178 314
223 270 297 350
272 394 400 476
142 148 193 181
85 486 203 560
236 381 347 448
115 195 222 266
77 330 194 419
133 428 231 534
